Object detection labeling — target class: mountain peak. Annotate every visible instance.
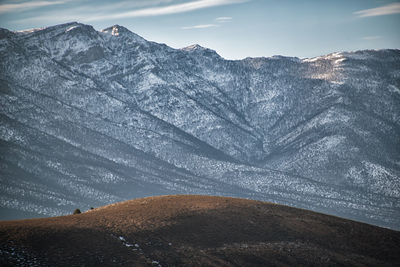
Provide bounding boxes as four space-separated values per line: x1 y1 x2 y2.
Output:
181 44 220 57
14 22 97 37
101 25 131 36
100 24 146 44
181 44 205 51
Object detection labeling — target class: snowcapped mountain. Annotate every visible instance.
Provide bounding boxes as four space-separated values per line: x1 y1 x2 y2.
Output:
0 22 399 229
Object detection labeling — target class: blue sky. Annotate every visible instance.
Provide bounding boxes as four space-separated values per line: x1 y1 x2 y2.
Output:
0 0 399 59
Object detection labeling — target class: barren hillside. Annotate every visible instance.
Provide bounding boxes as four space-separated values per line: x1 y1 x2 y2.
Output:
1 195 399 266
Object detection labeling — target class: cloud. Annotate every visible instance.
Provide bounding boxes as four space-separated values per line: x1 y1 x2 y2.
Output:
81 0 176 14
181 24 218 30
0 0 65 14
9 0 175 25
84 0 248 21
9 0 247 28
363 36 381 40
180 16 232 30
354 3 400 17
215 16 232 22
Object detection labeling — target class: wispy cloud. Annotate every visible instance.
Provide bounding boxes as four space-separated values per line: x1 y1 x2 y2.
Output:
10 0 248 26
85 0 248 21
10 0 176 25
354 3 400 17
215 16 232 22
0 0 65 14
363 36 381 40
181 24 218 30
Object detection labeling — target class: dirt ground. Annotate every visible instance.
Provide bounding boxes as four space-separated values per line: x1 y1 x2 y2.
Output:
1 195 399 266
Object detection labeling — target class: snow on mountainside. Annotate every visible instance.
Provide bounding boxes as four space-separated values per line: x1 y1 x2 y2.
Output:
0 22 399 229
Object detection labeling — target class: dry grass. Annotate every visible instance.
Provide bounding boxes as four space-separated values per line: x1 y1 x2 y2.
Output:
1 195 399 266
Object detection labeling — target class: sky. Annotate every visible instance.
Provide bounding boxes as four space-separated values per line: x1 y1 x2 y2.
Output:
0 0 399 59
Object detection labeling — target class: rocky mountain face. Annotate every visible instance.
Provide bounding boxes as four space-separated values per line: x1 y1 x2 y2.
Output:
0 22 399 229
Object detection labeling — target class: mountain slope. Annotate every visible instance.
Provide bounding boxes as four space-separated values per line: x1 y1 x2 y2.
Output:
1 195 399 266
0 22 399 229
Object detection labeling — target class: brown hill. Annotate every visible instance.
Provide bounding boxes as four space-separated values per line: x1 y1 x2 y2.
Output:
0 195 399 266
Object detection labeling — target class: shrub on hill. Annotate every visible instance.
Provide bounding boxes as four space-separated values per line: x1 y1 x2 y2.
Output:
73 209 81 214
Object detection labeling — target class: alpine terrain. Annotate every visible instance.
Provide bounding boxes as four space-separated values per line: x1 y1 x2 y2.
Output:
0 22 399 229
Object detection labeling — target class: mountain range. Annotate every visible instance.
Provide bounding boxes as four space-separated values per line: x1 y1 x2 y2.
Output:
0 22 399 229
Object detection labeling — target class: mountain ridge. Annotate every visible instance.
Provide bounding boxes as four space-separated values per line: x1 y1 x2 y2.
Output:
0 22 399 229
